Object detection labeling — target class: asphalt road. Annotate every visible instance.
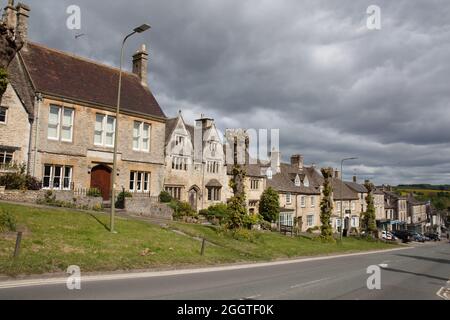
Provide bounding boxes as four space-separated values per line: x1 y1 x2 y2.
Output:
1 242 449 300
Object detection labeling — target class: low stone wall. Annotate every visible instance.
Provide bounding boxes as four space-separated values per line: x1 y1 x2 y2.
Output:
126 197 173 220
0 189 103 211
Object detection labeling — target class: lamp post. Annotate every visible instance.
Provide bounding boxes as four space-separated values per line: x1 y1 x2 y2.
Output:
340 157 358 241
110 24 151 233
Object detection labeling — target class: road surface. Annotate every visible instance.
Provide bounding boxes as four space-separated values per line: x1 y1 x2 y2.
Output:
0 242 449 300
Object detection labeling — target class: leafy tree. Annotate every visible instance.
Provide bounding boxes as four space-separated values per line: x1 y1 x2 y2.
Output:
320 168 335 242
362 180 377 237
0 68 7 98
225 195 247 229
259 187 280 223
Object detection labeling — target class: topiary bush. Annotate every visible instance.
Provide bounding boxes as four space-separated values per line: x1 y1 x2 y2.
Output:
115 191 132 209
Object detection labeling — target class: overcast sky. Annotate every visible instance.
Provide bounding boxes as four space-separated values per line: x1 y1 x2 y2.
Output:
20 0 450 185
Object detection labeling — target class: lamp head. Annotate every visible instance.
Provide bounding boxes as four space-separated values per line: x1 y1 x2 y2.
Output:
134 24 151 33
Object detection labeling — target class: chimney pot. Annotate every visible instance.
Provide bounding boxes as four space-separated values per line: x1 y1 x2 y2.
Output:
290 154 304 170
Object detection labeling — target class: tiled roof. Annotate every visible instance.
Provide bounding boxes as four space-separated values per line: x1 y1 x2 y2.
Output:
165 118 178 144
7 56 35 118
266 163 321 195
304 167 358 200
345 181 368 194
17 42 165 119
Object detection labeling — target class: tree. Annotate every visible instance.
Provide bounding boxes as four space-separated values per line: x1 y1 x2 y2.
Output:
259 187 280 223
362 180 377 237
320 168 335 242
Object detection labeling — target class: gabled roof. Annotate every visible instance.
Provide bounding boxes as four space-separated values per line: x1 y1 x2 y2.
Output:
303 167 358 200
6 56 35 118
266 163 321 195
345 181 368 194
15 42 165 119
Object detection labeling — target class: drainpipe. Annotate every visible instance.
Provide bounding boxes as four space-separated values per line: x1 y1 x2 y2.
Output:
32 93 43 177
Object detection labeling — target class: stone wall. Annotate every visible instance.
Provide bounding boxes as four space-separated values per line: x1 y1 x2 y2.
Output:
126 197 173 220
0 189 103 210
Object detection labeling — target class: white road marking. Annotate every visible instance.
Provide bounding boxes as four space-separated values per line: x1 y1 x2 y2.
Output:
378 264 389 268
0 247 413 290
241 294 262 300
290 278 330 289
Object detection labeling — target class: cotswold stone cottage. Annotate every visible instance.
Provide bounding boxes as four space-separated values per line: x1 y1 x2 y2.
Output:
1 4 167 200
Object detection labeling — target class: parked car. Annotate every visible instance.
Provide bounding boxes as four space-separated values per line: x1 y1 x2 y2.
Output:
410 232 425 243
381 231 396 241
392 230 412 243
424 233 440 241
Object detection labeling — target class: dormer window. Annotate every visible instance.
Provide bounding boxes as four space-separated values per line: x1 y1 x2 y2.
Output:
266 167 273 180
304 176 310 187
294 174 301 187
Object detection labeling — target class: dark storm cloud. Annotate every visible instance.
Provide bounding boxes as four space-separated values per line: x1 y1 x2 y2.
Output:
20 0 450 184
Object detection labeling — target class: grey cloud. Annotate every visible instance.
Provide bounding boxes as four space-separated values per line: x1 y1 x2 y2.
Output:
21 0 450 185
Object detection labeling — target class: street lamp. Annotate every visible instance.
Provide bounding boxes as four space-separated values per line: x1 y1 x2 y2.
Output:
110 24 151 233
340 157 358 241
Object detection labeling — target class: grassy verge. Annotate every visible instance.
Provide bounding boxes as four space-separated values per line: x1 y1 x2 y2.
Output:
0 203 397 276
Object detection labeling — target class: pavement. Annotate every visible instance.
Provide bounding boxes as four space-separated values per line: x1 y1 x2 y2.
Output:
0 241 448 300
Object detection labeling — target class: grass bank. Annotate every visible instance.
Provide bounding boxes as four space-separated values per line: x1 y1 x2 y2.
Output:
0 202 397 276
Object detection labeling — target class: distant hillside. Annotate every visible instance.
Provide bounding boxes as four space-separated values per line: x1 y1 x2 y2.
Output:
397 184 450 191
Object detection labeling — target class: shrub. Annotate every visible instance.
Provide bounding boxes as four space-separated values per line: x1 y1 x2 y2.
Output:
159 191 172 203
229 228 256 242
202 203 229 222
259 220 272 231
87 188 102 198
0 170 42 191
259 187 280 223
115 191 132 209
170 200 197 220
224 196 247 230
0 210 17 233
242 214 263 229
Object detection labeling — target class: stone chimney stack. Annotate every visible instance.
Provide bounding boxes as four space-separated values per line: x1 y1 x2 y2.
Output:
334 169 341 179
290 155 304 170
3 0 17 30
353 176 357 183
132 44 148 87
15 3 29 43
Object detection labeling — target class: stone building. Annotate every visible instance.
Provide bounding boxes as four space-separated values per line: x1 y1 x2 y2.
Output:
1 4 167 200
406 194 427 233
164 113 228 211
383 190 408 231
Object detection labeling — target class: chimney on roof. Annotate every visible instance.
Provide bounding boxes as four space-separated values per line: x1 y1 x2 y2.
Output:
3 0 17 30
132 44 148 87
334 169 341 179
16 2 29 44
353 176 357 183
290 155 304 170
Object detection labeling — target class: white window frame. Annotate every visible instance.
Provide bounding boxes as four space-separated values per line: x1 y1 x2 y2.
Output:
307 214 314 227
94 114 116 148
48 105 74 142
129 171 150 193
0 149 14 165
286 193 292 205
42 164 73 190
280 213 294 227
133 121 151 152
0 106 8 124
311 196 315 208
301 196 306 208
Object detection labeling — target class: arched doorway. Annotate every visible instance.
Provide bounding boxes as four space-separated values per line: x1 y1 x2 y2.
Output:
188 186 200 211
90 165 112 200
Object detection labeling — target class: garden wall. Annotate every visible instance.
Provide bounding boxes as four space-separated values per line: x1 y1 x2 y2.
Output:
126 197 173 220
0 189 103 211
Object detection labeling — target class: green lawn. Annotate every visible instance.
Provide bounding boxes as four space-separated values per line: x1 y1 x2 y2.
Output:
0 203 397 276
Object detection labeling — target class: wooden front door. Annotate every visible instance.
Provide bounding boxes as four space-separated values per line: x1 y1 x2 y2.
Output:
90 165 112 200
188 188 198 211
